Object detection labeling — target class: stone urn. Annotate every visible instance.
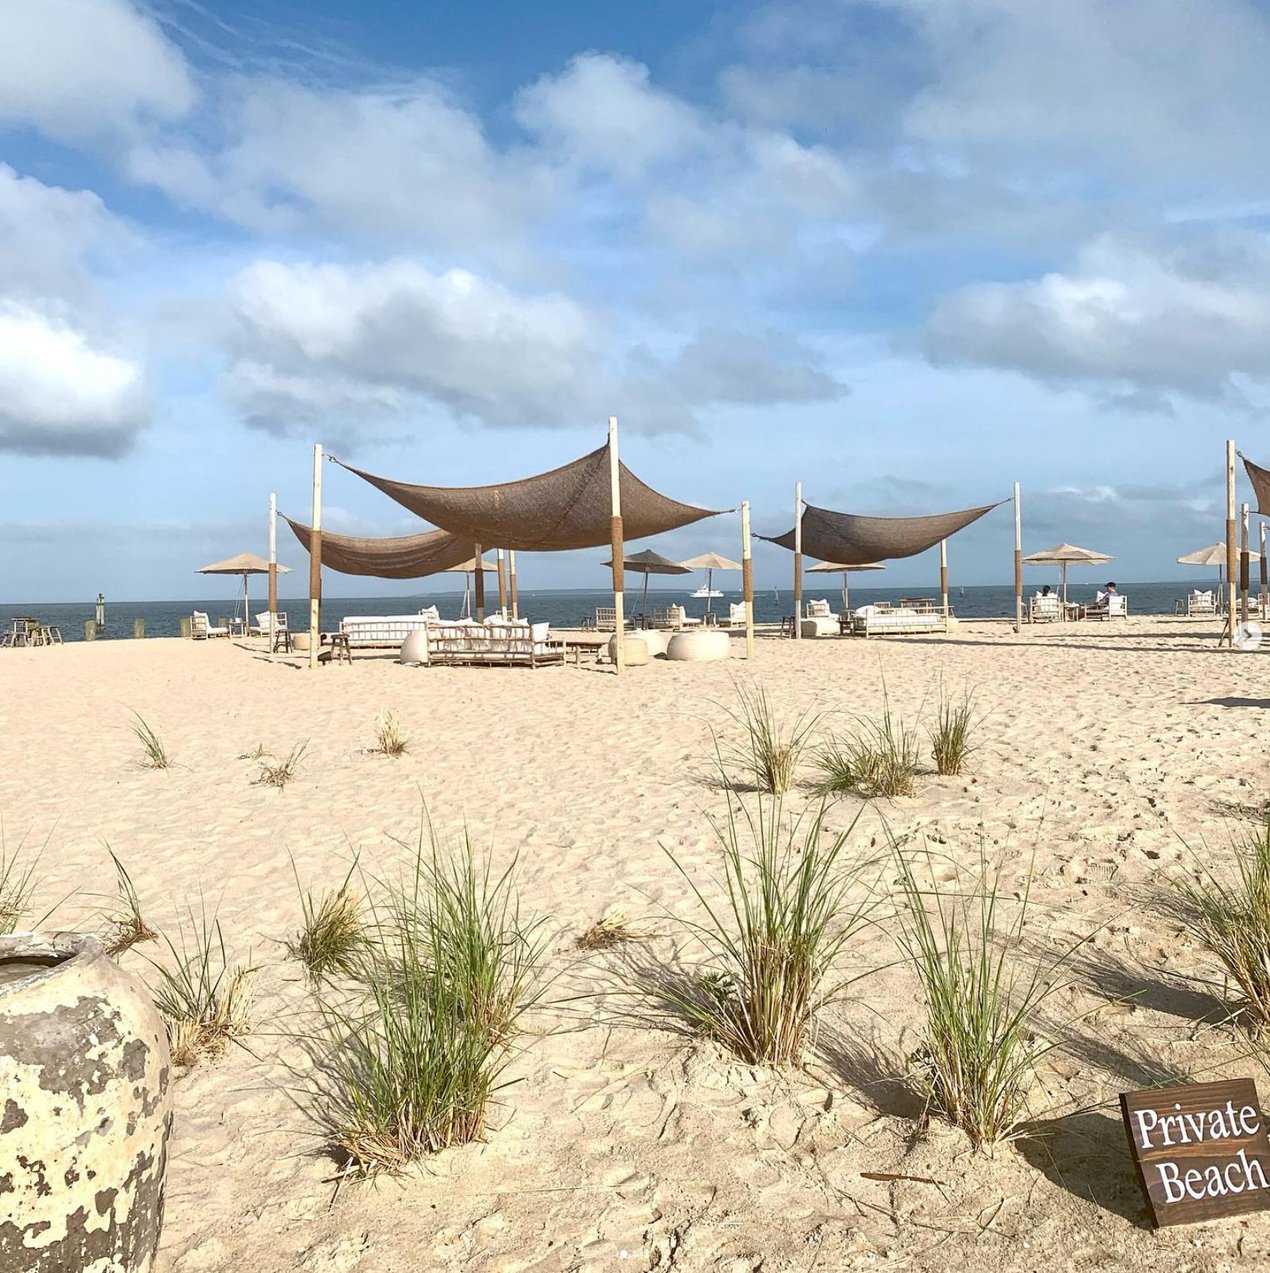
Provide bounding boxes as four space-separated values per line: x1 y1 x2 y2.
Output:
0 932 173 1273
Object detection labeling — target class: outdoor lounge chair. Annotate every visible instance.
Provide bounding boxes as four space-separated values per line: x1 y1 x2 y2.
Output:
1187 590 1216 616
191 611 228 639
1029 595 1061 623
727 602 748 626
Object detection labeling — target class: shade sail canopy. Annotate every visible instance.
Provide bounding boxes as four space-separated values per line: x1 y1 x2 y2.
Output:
806 560 885 573
198 552 290 576
678 551 742 571
335 443 726 551
284 517 475 580
601 549 692 576
1178 542 1262 567
762 500 1003 564
1244 455 1270 514
1023 543 1111 566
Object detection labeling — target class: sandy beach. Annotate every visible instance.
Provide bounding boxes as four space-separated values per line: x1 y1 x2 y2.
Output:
4 619 1268 1271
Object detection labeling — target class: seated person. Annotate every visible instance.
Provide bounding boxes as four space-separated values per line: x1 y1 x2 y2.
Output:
1088 581 1118 614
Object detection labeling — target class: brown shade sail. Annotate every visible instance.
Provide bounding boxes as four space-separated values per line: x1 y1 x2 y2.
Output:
334 442 726 552
1243 455 1270 514
283 516 475 580
762 500 1003 564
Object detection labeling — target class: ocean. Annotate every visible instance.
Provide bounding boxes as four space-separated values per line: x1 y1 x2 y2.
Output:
0 580 1230 642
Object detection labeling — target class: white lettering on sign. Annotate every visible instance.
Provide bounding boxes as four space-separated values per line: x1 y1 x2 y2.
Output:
1134 1100 1262 1151
1157 1150 1270 1203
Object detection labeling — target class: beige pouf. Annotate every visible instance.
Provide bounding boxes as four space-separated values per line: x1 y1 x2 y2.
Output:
609 634 650 666
630 628 668 656
800 616 838 638
399 629 429 665
666 630 731 662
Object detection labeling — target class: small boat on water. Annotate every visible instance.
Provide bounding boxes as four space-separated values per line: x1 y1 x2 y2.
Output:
690 586 724 599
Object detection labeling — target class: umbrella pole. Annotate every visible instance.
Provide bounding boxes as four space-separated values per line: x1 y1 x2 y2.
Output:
1013 482 1023 633
268 491 278 644
474 543 485 621
1226 439 1237 644
741 500 754 659
641 573 650 627
939 538 948 624
793 481 803 640
497 549 508 618
842 571 848 617
308 442 323 670
705 568 714 618
509 550 519 619
608 417 626 675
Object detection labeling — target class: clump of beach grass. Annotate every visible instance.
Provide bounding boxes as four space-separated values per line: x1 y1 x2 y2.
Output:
255 742 308 789
818 701 919 799
577 905 648 951
718 681 819 794
130 712 171 770
309 822 548 1176
291 858 365 983
374 710 409 758
0 831 41 935
639 796 879 1066
1173 820 1270 1033
896 845 1088 1146
102 849 157 955
145 902 254 1066
930 679 978 777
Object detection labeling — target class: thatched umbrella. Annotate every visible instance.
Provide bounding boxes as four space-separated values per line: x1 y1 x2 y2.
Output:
678 551 742 618
1022 543 1111 606
443 556 498 619
806 559 885 614
197 552 291 628
602 548 692 626
1177 542 1261 592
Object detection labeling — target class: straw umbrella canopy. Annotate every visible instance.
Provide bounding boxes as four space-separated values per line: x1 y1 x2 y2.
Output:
1022 543 1111 605
602 548 692 625
806 559 885 614
442 555 498 619
678 551 742 617
1177 542 1261 591
197 552 291 626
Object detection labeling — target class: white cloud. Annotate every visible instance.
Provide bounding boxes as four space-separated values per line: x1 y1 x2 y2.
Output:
0 305 147 455
925 233 1270 400
0 0 193 141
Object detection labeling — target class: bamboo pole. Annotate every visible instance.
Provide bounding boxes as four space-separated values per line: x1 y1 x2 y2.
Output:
1013 482 1023 633
474 542 485 621
496 548 508 618
308 444 322 669
939 538 949 623
608 416 626 675
1261 522 1267 619
1226 440 1238 644
268 491 278 645
793 481 803 640
509 550 519 619
1240 502 1250 623
741 500 754 660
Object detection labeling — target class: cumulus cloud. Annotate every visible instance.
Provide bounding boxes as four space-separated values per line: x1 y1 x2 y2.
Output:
0 305 147 456
925 233 1270 399
0 0 193 141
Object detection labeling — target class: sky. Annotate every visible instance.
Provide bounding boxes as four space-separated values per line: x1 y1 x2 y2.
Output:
2 0 1268 601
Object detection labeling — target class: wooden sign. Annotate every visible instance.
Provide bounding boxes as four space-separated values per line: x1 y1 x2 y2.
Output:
1121 1079 1270 1227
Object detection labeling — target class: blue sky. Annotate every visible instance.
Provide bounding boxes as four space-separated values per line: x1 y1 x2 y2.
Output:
1 0 1268 601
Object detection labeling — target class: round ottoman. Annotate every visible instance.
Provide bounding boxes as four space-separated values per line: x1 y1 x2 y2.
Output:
399 629 429 665
609 635 649 666
666 630 731 662
630 628 668 657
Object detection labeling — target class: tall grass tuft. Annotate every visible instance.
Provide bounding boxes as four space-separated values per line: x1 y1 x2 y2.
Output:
310 823 548 1176
145 902 255 1066
718 681 819 794
374 711 409 758
639 797 878 1066
0 832 41 934
896 846 1086 1146
1174 821 1270 1032
130 712 171 769
291 858 365 983
255 742 307 789
103 849 157 955
930 680 978 777
818 702 919 799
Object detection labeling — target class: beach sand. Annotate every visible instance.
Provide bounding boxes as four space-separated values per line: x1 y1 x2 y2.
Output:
3 617 1268 1271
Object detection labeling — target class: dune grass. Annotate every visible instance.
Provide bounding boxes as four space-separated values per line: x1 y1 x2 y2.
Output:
291 859 365 983
309 823 548 1176
896 845 1088 1146
577 906 648 951
1174 820 1270 1032
639 796 878 1066
130 712 171 770
254 742 308 789
930 680 978 777
374 711 409 757
0 832 41 935
102 849 158 956
718 681 819 794
817 702 919 799
145 902 255 1066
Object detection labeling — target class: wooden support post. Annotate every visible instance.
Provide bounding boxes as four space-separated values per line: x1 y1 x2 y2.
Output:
939 538 949 623
608 416 626 675
1226 440 1238 644
793 481 803 640
1241 502 1251 623
474 542 485 621
496 548 508 618
741 500 754 660
509 550 519 619
1261 522 1268 619
1013 482 1023 633
268 491 278 644
308 443 322 669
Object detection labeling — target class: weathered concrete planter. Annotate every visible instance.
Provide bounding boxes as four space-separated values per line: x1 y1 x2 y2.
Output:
0 932 172 1273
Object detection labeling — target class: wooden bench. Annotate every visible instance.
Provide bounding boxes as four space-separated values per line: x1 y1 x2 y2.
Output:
850 608 948 638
